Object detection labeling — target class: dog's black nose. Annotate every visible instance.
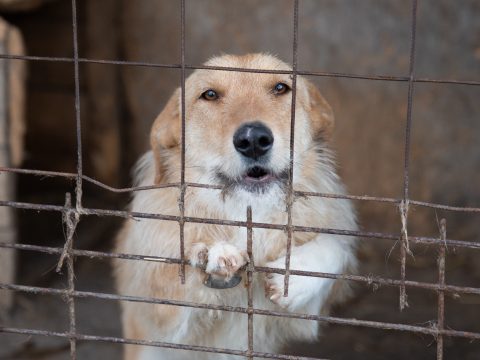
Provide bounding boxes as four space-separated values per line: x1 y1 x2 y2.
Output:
233 122 274 160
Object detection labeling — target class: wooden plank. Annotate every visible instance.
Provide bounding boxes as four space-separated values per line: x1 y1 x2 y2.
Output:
84 0 122 187
0 17 25 316
0 0 49 12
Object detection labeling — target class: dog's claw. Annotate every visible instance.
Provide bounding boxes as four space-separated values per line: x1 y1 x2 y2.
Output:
204 242 248 285
264 273 290 308
189 243 209 268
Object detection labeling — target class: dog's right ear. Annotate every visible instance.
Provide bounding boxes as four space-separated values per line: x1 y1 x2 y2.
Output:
305 80 335 142
150 88 181 183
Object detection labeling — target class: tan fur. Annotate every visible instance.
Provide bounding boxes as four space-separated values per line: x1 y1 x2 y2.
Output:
115 54 357 360
149 54 333 184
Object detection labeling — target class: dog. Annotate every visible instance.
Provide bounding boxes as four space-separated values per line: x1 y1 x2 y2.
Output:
114 53 357 359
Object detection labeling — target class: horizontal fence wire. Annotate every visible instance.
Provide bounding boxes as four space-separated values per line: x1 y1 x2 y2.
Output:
0 327 325 360
0 241 480 297
1 198 479 251
1 0 480 359
1 282 480 341
0 53 479 86
2 166 480 213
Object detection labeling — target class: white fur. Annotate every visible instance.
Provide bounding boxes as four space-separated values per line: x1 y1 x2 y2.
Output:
117 147 357 359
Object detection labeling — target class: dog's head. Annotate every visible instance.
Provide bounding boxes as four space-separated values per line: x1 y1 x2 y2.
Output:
150 54 334 195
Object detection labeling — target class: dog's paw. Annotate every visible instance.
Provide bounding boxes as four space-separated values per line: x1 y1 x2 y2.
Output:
205 242 249 280
264 266 329 311
264 272 293 309
188 242 209 268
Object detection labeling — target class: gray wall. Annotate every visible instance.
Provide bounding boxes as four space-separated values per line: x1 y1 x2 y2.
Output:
121 0 480 239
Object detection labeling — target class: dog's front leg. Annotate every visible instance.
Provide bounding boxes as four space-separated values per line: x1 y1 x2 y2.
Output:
264 235 354 312
189 241 249 281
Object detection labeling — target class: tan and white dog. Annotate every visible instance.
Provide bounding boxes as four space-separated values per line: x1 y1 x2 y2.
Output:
115 53 357 359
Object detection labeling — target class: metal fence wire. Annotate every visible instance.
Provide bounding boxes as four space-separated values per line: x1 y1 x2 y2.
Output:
1 0 480 359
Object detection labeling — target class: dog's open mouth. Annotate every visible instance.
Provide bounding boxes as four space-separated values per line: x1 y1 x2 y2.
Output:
216 165 288 194
244 166 272 182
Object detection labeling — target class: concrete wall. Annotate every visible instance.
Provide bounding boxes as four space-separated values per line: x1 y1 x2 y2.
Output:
121 0 480 241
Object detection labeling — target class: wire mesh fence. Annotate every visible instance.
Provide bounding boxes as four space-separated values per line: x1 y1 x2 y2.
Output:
1 0 480 359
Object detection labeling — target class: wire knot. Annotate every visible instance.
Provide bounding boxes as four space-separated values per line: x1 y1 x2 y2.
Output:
56 193 80 273
399 200 412 256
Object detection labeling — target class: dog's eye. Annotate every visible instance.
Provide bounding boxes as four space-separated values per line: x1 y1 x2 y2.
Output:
273 82 290 95
200 89 219 101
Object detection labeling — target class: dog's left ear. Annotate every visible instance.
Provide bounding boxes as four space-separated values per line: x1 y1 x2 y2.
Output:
305 80 334 142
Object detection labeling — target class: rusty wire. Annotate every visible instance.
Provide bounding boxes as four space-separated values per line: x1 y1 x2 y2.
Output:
0 327 325 360
64 194 77 359
0 53 479 86
177 0 187 284
1 240 480 297
2 167 480 213
246 206 254 360
398 0 419 312
0 0 480 359
436 219 447 360
2 198 480 251
2 278 480 343
2 280 480 342
284 0 300 298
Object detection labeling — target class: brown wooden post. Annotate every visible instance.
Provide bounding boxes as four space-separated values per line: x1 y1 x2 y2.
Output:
84 0 122 187
0 17 25 317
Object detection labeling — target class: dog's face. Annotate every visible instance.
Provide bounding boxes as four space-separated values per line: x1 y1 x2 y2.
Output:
151 54 334 195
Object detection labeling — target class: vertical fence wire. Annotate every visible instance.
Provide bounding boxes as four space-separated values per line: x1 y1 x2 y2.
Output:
284 0 299 297
71 0 83 211
246 206 254 360
399 0 418 311
436 219 447 360
66 0 83 358
64 194 77 360
178 0 187 283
